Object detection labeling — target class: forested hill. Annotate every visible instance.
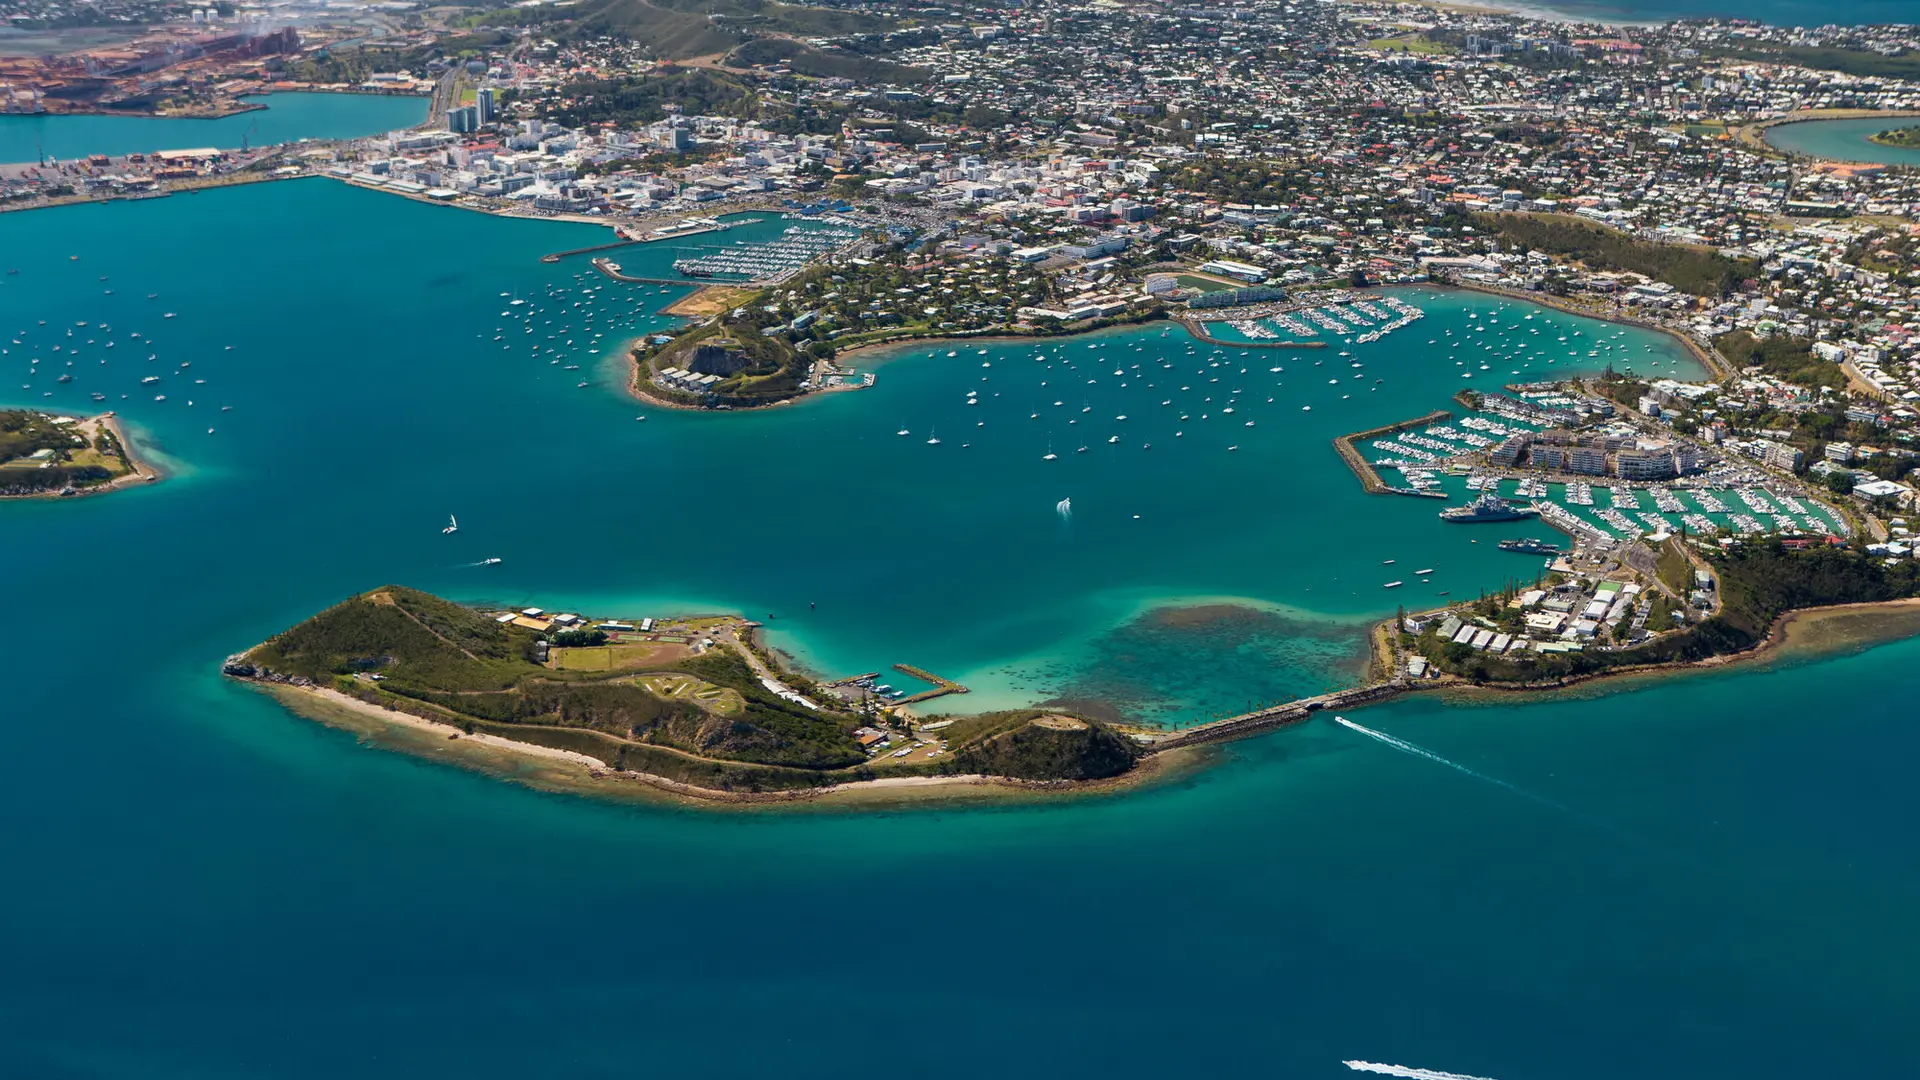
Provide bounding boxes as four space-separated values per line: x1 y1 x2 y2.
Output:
470 0 900 61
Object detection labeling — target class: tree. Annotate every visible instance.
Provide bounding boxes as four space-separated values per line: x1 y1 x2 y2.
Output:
1826 471 1857 495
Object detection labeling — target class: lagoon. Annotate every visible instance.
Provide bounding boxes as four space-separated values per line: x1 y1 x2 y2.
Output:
1762 115 1920 167
0 91 427 165
4 178 1920 1078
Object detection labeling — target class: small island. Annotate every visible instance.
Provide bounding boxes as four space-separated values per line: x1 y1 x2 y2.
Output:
1870 125 1920 149
0 409 155 497
225 587 1146 804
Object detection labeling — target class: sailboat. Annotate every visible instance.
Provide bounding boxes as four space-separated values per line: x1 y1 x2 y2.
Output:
1043 439 1057 461
443 515 459 535
896 423 909 436
926 427 941 446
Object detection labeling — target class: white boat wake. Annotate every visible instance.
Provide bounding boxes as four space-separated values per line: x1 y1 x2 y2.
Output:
1331 715 1520 793
1056 497 1072 520
1344 1061 1503 1080
1331 716 1632 842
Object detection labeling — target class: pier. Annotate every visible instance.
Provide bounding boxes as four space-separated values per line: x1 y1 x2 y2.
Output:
1146 681 1410 752
1333 409 1453 494
893 664 969 705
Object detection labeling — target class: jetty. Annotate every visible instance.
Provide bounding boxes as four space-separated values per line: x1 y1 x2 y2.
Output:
893 664 969 705
1333 409 1452 494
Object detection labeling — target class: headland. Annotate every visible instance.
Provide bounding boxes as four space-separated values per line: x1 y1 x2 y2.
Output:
224 587 1151 807
0 408 158 497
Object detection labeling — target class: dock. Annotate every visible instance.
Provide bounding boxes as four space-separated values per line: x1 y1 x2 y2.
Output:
1333 409 1452 494
893 664 969 705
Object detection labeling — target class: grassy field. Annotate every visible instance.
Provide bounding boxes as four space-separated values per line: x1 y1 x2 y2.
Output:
1368 35 1452 55
1173 274 1237 293
549 641 691 671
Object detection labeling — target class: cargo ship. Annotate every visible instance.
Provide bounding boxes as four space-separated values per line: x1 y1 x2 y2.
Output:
1439 492 1539 524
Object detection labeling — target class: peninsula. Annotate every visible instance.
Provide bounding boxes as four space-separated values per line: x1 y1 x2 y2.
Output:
225 587 1144 805
0 409 155 497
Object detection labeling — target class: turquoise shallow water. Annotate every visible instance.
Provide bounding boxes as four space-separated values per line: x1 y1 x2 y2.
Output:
1763 116 1920 167
0 92 427 164
4 179 1920 1077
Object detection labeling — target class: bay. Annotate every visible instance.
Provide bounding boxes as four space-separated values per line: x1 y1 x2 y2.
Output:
2 177 1917 1079
0 91 427 165
1762 116 1920 167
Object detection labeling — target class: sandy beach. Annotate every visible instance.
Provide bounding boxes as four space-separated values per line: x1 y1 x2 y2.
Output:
249 678 1184 812
0 409 163 499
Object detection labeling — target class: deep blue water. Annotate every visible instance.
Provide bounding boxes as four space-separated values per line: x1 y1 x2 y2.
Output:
3 179 1918 1079
0 92 426 164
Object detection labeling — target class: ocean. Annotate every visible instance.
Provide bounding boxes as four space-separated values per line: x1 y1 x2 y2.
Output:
2 178 1918 1079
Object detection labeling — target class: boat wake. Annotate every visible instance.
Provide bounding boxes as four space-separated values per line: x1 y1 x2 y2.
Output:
1344 1061 1502 1080
1056 496 1072 521
1331 715 1573 813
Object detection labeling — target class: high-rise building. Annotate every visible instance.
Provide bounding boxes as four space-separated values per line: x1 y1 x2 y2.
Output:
476 88 497 125
447 105 479 134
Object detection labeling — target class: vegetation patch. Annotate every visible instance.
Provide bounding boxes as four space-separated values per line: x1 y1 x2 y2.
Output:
1475 212 1759 298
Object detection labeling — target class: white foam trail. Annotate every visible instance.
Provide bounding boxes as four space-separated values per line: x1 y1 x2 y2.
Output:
1332 715 1519 793
1343 1061 1503 1080
1056 497 1072 520
1331 715 1594 826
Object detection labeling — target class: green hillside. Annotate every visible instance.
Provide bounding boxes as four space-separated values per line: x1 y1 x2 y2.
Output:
232 588 1144 793
501 0 900 60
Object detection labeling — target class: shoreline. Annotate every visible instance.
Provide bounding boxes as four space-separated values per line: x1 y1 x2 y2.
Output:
1441 279 1731 380
1424 597 1920 706
238 587 1920 812
17 87 432 124
1736 109 1920 159
0 409 164 500
248 679 1194 811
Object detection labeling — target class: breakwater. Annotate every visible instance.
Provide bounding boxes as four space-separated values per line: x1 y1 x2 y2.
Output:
894 664 969 705
1175 316 1325 350
589 256 688 286
540 238 640 264
1332 409 1452 494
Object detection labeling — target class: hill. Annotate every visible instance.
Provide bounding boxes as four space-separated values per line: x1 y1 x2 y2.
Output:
938 711 1141 781
1474 212 1758 298
511 0 899 61
230 589 1145 795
